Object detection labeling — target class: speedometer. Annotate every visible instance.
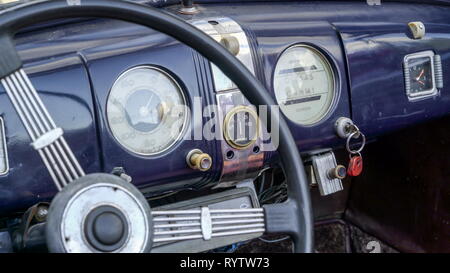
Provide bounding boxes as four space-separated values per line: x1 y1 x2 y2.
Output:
273 45 336 126
107 66 188 156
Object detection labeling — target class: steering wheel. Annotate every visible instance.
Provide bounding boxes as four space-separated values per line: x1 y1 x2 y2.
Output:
0 0 313 253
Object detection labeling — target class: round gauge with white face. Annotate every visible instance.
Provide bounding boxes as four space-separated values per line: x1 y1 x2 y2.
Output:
273 45 336 126
107 66 188 156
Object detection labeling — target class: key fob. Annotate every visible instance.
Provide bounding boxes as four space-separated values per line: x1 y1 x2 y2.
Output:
347 155 363 176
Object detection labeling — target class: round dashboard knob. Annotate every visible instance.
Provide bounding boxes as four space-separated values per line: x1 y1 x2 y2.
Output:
327 165 347 180
220 35 240 56
186 149 212 171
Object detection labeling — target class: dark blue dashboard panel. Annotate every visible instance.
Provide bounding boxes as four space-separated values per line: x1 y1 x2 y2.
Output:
81 29 222 192
246 20 351 150
0 1 450 215
336 22 450 137
196 1 450 142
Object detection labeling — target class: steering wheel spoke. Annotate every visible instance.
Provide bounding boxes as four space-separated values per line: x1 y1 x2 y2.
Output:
263 201 307 250
1 67 85 190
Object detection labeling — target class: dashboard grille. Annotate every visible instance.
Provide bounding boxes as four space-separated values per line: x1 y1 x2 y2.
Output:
152 208 265 243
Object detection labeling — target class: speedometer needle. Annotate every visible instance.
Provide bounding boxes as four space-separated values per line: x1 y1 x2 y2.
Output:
415 69 424 81
138 94 155 119
145 94 154 109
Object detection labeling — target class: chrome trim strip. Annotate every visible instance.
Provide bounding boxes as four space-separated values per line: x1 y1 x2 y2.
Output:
154 229 202 236
151 208 264 215
1 69 85 190
0 117 9 176
151 207 266 243
191 17 256 92
1 78 62 189
434 54 443 89
153 235 203 243
18 70 84 178
154 223 201 229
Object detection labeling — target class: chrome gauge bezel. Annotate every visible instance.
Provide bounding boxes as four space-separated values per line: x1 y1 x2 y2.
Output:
0 117 8 176
403 50 437 101
223 105 259 150
272 44 339 126
106 65 189 156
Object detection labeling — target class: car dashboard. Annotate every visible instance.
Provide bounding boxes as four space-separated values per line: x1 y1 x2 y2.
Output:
0 0 449 253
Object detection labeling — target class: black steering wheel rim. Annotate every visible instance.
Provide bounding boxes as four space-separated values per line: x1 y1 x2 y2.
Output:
0 0 313 253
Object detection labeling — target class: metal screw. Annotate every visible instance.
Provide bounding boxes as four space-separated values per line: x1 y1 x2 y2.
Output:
35 206 48 222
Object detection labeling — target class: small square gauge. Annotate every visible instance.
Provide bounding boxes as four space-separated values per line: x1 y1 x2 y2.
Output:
403 51 437 100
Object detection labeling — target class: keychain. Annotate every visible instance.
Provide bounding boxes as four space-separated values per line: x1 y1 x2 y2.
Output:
345 124 366 177
348 152 363 176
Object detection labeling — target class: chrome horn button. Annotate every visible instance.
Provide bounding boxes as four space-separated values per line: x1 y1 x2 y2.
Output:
46 174 153 253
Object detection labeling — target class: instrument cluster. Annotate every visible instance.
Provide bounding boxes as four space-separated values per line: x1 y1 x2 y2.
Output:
103 17 342 183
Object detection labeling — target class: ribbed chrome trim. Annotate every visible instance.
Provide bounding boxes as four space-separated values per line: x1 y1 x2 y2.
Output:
403 61 411 95
312 152 343 196
434 54 443 89
0 117 9 176
152 208 265 243
1 69 85 190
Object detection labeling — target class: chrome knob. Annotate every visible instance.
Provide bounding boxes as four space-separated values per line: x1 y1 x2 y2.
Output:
186 149 212 172
327 165 347 180
220 35 240 56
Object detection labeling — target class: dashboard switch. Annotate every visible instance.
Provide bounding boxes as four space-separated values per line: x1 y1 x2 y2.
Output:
187 149 212 171
310 152 344 196
327 165 347 180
